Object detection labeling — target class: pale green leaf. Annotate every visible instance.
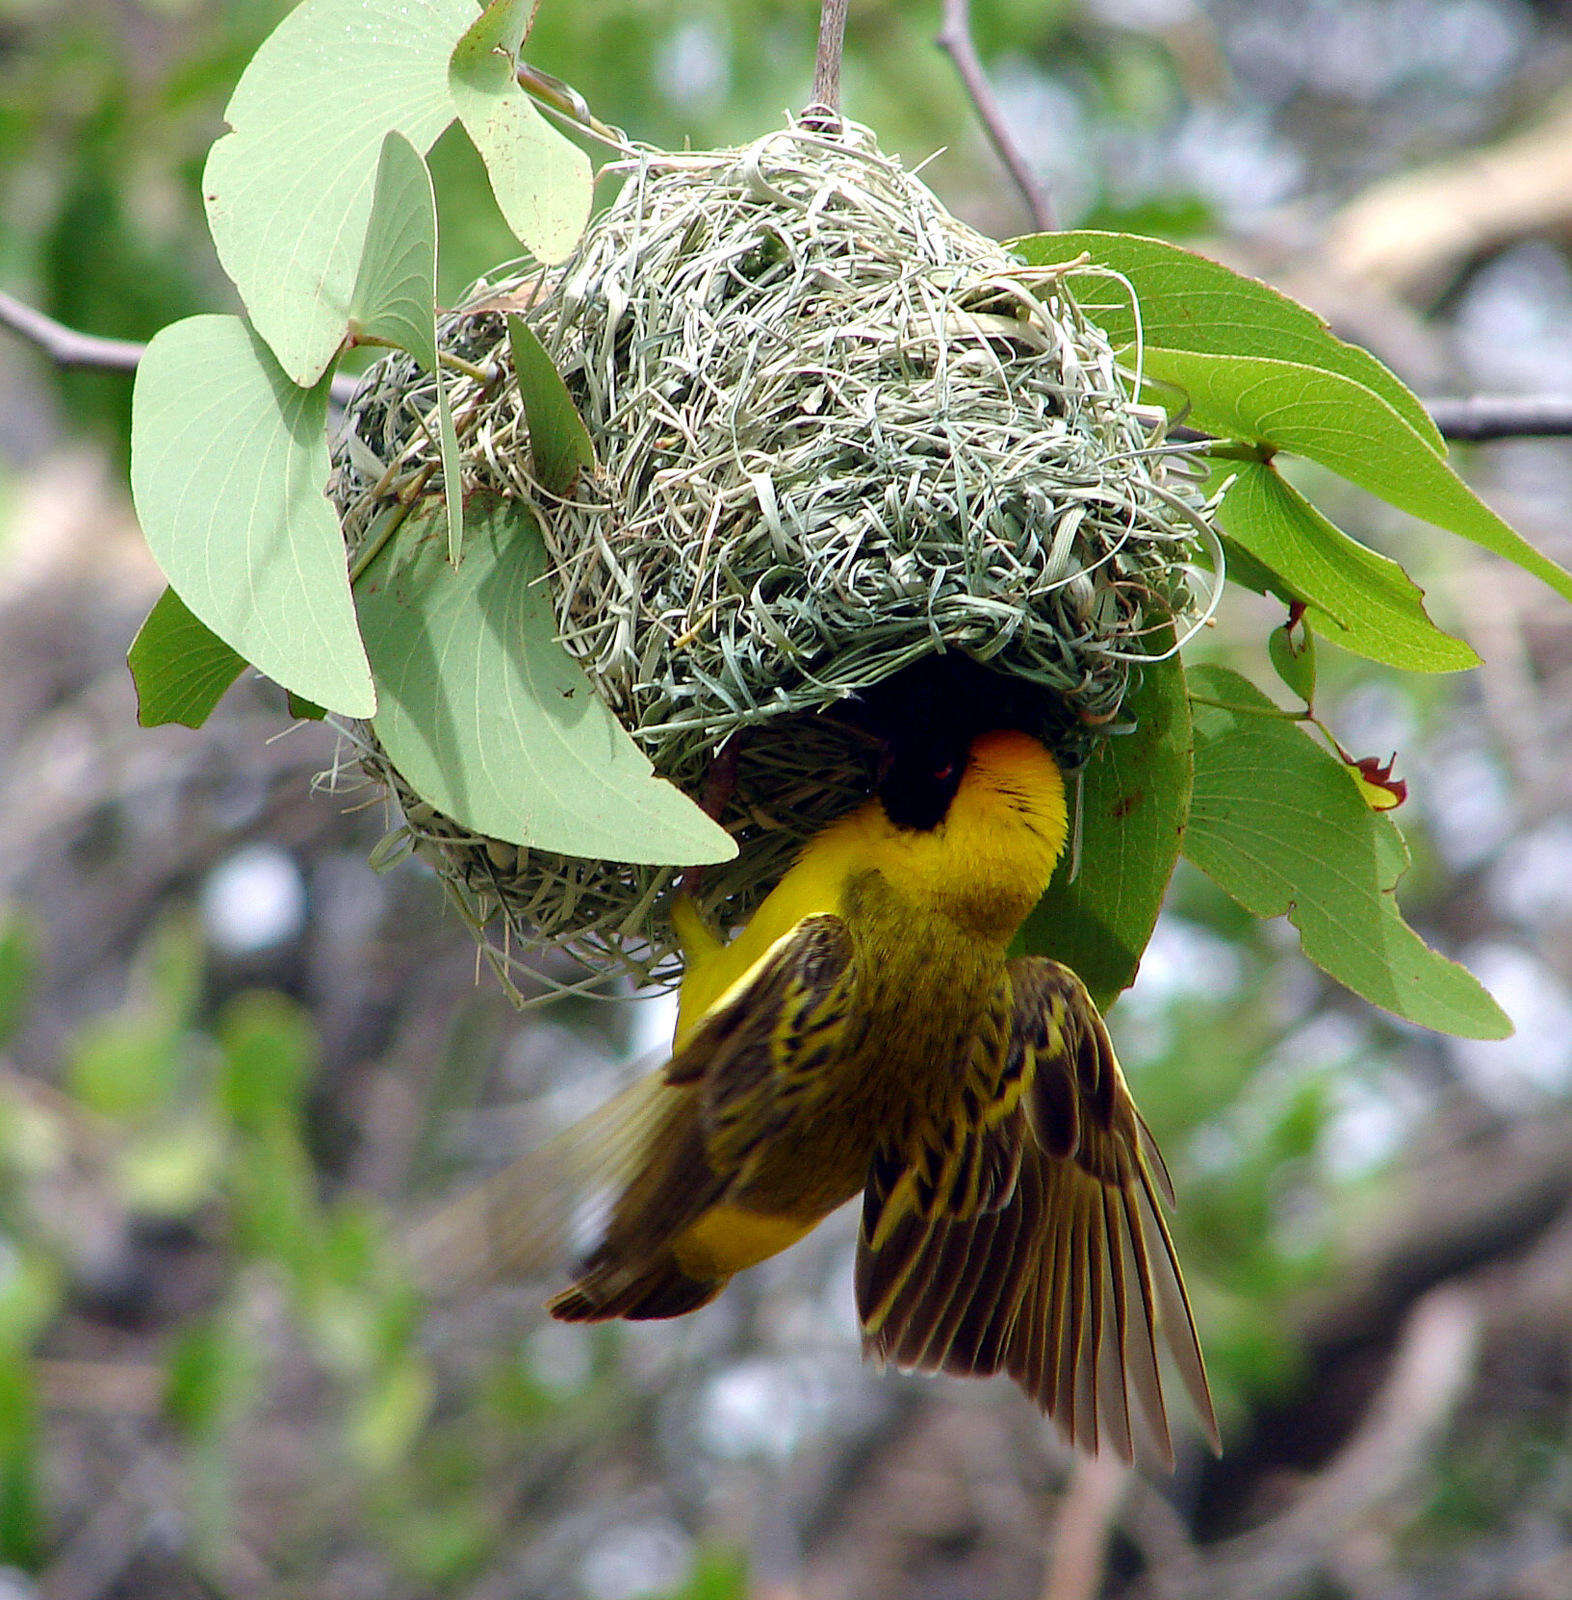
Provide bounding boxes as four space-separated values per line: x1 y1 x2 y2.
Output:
1268 619 1316 704
349 131 463 563
204 0 474 384
128 587 247 729
1209 534 1284 602
1214 460 1478 672
349 131 441 369
1184 665 1510 1038
507 314 595 495
449 0 592 264
1147 349 1572 603
1013 230 1443 452
287 694 327 721
1016 650 1191 1011
0 913 35 1052
131 315 375 717
355 492 737 864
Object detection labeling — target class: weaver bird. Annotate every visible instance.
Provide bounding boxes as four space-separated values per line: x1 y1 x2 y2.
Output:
536 670 1218 1466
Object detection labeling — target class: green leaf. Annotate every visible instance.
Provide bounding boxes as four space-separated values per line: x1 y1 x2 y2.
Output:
287 693 328 721
348 131 463 564
449 0 592 265
131 315 375 716
1268 616 1316 704
1213 460 1479 673
164 1317 257 1439
660 1549 751 1600
354 492 738 865
1145 348 1572 604
0 1353 40 1568
118 1118 227 1219
507 314 595 495
203 0 474 384
1210 534 1284 601
348 134 444 372
230 1125 321 1270
67 921 203 1124
69 1014 181 1122
1016 651 1192 1011
1016 231 1572 603
1183 665 1510 1039
128 587 247 728
1014 230 1443 453
0 912 34 1051
349 1355 435 1474
218 991 318 1133
0 1253 60 1355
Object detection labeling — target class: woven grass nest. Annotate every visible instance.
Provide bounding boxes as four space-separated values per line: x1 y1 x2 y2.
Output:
331 115 1221 991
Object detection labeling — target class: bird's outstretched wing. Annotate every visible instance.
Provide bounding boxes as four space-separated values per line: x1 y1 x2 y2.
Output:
549 913 857 1321
409 914 855 1313
856 957 1218 1468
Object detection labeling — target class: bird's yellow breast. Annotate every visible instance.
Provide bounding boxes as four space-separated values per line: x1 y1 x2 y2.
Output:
675 728 1068 1049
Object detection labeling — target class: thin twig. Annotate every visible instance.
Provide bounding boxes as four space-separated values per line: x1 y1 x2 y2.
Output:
1178 394 1572 443
810 0 851 113
1423 394 1572 441
937 0 1055 231
0 288 144 374
352 331 492 384
517 61 628 150
0 288 370 408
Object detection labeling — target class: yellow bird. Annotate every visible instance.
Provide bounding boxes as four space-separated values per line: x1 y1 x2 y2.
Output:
541 671 1219 1466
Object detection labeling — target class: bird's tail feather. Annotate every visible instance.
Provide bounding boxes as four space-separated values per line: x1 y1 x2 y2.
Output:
547 1253 726 1322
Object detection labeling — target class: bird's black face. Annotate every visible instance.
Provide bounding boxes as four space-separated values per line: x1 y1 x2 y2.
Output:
877 726 972 832
847 653 1059 833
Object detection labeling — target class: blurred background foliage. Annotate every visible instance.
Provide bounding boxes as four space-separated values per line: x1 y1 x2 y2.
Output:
3 0 1572 1596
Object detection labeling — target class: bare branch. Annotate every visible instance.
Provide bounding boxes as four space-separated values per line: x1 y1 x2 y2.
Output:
0 291 365 406
1041 1453 1129 1600
1170 393 1572 445
937 0 1055 231
0 290 144 376
7 292 1572 445
1423 394 1572 442
809 0 851 115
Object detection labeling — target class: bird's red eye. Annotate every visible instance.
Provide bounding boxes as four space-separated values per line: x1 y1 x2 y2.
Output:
933 761 956 782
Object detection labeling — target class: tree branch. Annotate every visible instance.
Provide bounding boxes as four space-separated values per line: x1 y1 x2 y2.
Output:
0 290 144 376
937 0 1055 231
0 291 365 406
1137 1286 1482 1600
1422 394 1572 442
809 0 851 114
1041 1453 1129 1600
7 292 1572 444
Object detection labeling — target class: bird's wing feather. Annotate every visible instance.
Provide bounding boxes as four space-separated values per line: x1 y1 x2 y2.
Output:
418 914 857 1319
855 957 1218 1467
861 987 1025 1254
667 913 856 1173
405 1062 681 1297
